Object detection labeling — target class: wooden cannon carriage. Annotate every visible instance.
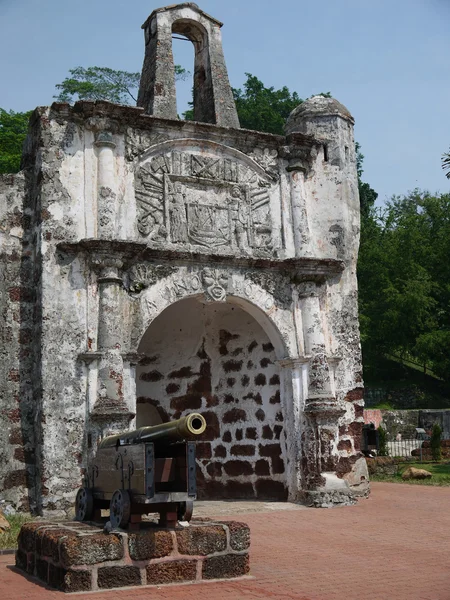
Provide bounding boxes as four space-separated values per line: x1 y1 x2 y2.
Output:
75 413 207 528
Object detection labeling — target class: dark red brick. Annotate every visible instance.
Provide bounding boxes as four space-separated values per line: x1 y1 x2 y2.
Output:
169 366 195 378
206 462 223 477
128 529 173 560
235 428 243 440
262 425 273 440
271 456 285 474
270 390 281 404
255 459 270 476
255 479 287 499
259 443 282 458
214 445 227 458
98 566 141 588
176 525 226 555
223 460 253 477
140 370 163 382
223 408 246 424
166 383 180 394
60 532 123 566
196 442 212 459
255 409 265 421
223 360 243 373
269 374 280 385
8 427 23 446
222 431 232 443
254 373 266 386
171 395 202 411
199 411 220 441
203 554 249 579
223 481 255 498
227 521 251 551
231 444 255 456
246 427 257 440
248 340 258 352
273 425 283 440
62 570 92 592
146 559 197 584
338 439 352 451
3 469 27 490
345 388 364 402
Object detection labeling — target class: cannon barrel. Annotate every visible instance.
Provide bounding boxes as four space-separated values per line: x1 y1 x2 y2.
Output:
98 412 207 449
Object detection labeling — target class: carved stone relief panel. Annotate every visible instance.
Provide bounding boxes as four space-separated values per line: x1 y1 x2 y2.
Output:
134 147 277 254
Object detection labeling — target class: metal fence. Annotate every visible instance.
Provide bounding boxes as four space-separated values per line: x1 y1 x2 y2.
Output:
382 430 445 462
385 438 425 461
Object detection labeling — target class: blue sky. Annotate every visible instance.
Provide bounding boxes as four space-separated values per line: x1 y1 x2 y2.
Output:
1 0 449 203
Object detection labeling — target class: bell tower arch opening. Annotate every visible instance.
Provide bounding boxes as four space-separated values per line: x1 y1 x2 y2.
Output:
136 296 287 500
138 3 240 127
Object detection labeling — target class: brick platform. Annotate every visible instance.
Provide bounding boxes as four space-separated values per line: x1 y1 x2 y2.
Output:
15 519 249 592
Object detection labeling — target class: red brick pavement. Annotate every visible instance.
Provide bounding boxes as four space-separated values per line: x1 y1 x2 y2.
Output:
1 482 450 600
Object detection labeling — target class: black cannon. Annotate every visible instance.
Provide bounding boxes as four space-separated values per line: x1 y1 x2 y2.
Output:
361 423 379 456
75 413 207 528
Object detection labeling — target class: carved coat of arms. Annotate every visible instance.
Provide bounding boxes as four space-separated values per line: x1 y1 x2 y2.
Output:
135 146 275 253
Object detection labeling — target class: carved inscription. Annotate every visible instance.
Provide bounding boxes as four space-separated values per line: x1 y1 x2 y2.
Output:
135 150 274 252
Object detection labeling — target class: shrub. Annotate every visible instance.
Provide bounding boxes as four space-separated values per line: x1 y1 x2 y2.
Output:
378 425 389 456
431 423 442 461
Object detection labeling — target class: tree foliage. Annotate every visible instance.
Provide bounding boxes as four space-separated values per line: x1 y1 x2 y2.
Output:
232 74 304 135
183 73 330 135
377 425 388 456
54 65 189 105
0 109 31 174
442 149 450 180
431 423 442 461
358 189 450 381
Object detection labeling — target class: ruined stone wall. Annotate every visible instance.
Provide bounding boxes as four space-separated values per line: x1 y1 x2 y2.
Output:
0 172 34 511
0 92 368 511
136 298 286 499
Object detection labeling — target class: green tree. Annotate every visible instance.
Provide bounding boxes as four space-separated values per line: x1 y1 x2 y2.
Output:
442 149 450 180
232 73 305 135
54 65 189 105
358 189 450 381
183 73 330 135
430 423 442 461
0 109 32 174
377 425 388 456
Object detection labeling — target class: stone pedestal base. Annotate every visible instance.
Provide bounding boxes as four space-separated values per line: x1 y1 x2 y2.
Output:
16 519 250 592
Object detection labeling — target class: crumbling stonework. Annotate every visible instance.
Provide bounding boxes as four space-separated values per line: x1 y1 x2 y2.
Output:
0 3 369 513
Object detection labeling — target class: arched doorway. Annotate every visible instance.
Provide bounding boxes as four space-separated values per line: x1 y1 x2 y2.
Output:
136 296 287 500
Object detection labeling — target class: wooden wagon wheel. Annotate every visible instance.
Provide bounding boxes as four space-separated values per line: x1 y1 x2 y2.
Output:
110 489 131 528
177 501 194 522
75 487 94 522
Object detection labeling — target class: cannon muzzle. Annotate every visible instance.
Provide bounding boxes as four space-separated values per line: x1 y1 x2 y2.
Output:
98 412 207 449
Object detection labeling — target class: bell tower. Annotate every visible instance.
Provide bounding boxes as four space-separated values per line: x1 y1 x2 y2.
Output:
137 2 240 128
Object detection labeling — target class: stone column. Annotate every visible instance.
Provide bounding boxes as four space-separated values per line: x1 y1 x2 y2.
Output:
94 132 117 239
89 255 134 435
297 281 349 506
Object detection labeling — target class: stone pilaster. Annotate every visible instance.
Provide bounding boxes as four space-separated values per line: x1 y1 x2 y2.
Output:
296 281 352 506
89 255 134 435
94 132 117 239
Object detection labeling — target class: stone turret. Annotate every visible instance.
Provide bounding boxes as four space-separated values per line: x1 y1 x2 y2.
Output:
137 2 240 128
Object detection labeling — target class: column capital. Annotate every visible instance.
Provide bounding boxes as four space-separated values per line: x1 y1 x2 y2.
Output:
94 130 116 149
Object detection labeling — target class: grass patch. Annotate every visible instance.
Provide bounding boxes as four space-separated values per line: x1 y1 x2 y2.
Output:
371 461 450 486
0 513 33 550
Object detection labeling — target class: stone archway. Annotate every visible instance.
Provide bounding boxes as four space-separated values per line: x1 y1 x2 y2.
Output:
136 296 287 500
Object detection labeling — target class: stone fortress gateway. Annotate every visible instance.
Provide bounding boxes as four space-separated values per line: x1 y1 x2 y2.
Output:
0 3 369 514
